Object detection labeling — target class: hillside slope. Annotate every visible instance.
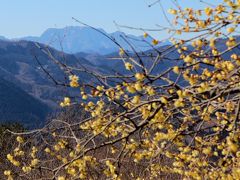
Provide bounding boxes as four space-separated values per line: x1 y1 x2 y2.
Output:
0 77 50 128
0 39 98 108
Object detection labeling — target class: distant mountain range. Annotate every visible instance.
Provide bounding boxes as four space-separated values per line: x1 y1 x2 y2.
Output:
0 27 238 128
1 26 169 55
0 39 105 127
0 32 163 127
0 36 7 41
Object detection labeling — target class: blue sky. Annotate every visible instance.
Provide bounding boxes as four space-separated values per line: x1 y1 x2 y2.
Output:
0 0 223 38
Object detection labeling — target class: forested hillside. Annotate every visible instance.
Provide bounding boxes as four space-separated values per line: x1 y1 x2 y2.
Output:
0 77 50 128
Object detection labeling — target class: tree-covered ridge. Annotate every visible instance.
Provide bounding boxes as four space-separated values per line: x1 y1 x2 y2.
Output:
0 77 50 128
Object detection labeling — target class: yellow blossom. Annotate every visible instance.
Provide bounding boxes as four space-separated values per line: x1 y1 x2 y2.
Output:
135 73 145 81
22 166 32 173
57 177 66 180
119 48 125 56
16 136 24 143
143 32 148 38
184 55 193 63
203 147 211 155
160 97 168 104
173 66 180 74
205 7 213 16
227 27 235 33
134 82 143 91
31 159 39 166
44 147 51 153
146 86 155 95
7 154 13 161
60 97 71 107
125 62 133 70
132 96 140 104
4 170 11 176
127 85 136 94
69 75 79 87
168 9 177 15
152 39 159 46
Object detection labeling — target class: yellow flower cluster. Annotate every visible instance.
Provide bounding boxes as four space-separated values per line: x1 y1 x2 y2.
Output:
60 97 71 107
7 154 20 166
69 75 79 87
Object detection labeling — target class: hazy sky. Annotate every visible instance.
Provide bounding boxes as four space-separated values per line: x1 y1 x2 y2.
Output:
0 0 223 38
